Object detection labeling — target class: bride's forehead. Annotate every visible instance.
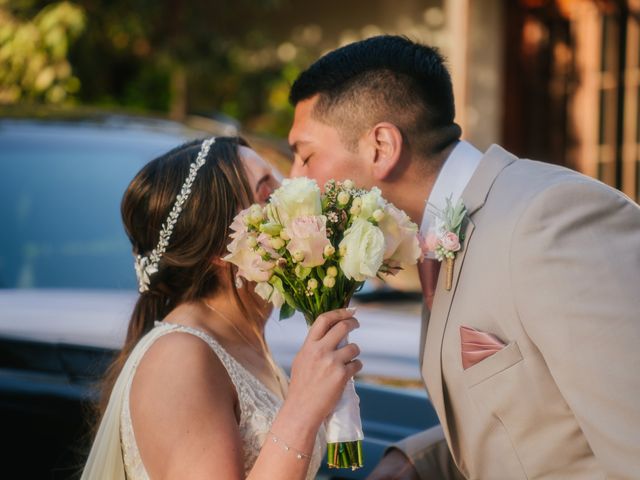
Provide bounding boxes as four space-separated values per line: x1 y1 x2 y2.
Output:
238 146 270 174
238 145 263 166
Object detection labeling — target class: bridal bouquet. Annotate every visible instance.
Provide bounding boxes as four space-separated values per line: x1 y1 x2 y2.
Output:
224 177 421 470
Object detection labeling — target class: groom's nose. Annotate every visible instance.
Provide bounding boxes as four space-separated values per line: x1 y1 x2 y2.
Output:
289 161 303 178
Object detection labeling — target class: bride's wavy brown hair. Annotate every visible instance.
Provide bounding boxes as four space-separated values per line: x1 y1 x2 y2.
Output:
96 136 261 421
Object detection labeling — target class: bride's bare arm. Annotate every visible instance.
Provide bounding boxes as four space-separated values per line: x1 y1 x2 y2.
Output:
129 308 361 480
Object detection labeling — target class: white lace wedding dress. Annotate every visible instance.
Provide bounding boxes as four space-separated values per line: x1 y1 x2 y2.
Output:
82 320 324 480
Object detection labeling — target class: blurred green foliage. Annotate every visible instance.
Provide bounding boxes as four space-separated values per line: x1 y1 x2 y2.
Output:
0 1 85 104
1 1 447 137
1 0 328 136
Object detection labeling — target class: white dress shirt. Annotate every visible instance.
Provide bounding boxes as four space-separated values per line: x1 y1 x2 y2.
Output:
420 141 483 243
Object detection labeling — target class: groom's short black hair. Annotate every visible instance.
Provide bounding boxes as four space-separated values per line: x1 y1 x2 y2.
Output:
290 35 461 160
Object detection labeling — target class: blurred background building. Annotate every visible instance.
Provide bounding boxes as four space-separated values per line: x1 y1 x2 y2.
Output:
2 0 639 201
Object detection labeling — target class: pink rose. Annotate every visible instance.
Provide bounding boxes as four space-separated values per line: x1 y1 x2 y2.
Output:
441 232 461 252
425 233 441 252
257 232 280 258
284 215 331 267
419 232 440 254
228 206 251 238
224 229 274 282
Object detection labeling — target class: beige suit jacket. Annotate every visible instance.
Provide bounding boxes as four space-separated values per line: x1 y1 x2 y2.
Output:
395 145 640 479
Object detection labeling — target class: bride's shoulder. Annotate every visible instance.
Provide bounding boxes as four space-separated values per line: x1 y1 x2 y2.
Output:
129 328 237 414
124 329 244 477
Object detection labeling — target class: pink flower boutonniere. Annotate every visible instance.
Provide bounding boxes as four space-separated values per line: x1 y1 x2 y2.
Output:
425 196 467 291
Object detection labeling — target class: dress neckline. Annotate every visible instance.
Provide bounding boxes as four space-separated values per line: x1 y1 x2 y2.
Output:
154 320 286 403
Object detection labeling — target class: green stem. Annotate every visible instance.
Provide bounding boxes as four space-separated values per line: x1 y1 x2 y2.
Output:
326 441 363 469
339 443 348 467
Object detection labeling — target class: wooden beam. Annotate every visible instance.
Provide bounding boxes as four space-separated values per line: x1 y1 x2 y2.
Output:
445 0 470 136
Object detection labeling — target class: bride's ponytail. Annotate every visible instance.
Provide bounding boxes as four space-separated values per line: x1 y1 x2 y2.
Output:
97 291 168 417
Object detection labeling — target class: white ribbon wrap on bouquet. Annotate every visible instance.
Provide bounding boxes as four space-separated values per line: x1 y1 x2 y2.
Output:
324 336 364 443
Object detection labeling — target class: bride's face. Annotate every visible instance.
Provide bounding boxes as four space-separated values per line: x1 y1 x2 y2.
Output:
237 146 281 318
239 146 281 205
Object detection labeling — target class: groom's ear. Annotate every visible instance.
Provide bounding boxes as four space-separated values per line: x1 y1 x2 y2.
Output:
368 122 403 181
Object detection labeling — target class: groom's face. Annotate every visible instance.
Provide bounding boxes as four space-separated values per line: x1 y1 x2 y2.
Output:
288 96 368 189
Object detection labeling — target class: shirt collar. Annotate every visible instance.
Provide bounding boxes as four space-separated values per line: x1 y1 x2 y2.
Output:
420 140 483 234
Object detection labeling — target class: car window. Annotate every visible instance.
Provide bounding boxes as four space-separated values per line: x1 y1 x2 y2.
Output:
0 119 194 289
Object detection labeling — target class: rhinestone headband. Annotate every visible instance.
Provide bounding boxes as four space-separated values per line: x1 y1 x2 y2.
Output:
134 137 216 293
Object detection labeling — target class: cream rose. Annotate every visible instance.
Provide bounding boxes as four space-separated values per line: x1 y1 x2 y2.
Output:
270 177 322 226
339 218 385 281
390 233 421 267
377 204 411 257
284 215 331 268
355 187 385 220
254 281 285 308
377 204 421 267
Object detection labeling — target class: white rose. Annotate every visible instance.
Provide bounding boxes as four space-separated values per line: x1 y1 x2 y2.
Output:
270 177 321 226
339 217 385 281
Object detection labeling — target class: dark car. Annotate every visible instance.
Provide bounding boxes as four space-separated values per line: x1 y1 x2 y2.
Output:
0 110 438 479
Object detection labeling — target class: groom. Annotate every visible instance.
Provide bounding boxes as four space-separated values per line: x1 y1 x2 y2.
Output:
287 35 640 479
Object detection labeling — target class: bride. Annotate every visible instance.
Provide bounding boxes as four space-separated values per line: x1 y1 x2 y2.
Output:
82 137 362 479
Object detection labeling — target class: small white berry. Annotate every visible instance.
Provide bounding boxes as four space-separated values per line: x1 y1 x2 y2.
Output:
337 191 350 205
270 237 285 250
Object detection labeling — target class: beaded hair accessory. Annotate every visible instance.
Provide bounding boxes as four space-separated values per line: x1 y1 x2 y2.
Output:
134 137 216 293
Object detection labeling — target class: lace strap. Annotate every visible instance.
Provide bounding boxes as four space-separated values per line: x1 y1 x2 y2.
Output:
152 321 258 397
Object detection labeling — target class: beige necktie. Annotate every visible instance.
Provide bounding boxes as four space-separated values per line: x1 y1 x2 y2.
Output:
418 258 441 311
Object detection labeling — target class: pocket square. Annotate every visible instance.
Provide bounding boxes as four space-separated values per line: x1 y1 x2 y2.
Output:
460 325 506 370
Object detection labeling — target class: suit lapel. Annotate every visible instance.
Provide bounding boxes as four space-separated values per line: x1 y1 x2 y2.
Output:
421 145 517 446
422 217 474 443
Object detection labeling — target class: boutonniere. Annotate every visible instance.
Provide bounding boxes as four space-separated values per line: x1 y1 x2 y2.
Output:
424 196 467 291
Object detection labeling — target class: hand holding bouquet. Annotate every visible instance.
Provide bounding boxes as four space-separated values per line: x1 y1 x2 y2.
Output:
224 177 421 470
